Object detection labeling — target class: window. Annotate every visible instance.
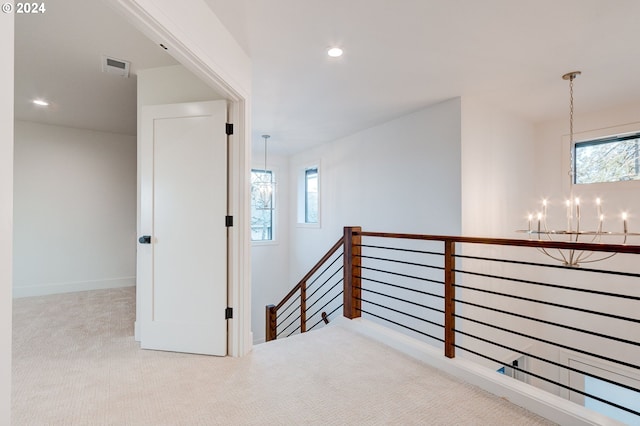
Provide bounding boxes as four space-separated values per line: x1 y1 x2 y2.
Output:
251 169 274 241
575 132 640 184
304 167 318 223
296 163 320 227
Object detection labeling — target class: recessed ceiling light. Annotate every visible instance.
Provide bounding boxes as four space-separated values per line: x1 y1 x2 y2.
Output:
327 47 343 58
33 99 49 107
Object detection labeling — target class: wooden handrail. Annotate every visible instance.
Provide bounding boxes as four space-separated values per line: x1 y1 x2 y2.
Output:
274 237 345 311
266 237 345 342
357 231 640 254
266 228 640 344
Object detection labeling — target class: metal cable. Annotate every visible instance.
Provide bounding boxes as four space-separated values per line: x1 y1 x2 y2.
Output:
454 313 640 372
454 283 640 324
357 308 444 343
357 296 444 329
454 268 640 301
357 275 444 299
356 286 444 314
360 265 444 286
455 343 640 418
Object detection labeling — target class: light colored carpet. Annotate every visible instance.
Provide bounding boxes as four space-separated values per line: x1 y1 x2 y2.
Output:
12 288 555 425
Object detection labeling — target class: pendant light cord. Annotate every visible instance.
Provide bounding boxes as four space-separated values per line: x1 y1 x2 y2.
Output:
569 74 574 181
261 134 272 185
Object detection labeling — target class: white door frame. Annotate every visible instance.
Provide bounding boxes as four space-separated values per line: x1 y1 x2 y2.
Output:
108 0 252 357
1 11 14 425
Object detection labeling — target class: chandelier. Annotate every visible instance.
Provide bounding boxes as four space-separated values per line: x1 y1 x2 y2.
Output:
253 134 275 207
520 71 638 267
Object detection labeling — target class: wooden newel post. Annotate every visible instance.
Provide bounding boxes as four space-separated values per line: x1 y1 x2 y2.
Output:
300 281 307 333
444 240 456 358
265 304 277 342
343 226 362 319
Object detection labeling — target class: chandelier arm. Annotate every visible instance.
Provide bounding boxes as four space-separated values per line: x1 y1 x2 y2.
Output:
573 252 618 265
557 248 570 265
587 232 601 243
575 250 594 264
537 247 569 264
574 232 607 262
575 250 596 263
541 231 570 264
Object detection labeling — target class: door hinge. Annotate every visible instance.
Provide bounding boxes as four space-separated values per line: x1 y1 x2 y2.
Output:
225 123 234 135
225 307 233 319
225 215 233 227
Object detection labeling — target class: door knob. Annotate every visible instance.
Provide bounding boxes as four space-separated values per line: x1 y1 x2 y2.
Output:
138 235 151 244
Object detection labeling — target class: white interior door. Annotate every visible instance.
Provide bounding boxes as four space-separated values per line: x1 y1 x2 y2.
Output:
139 100 228 356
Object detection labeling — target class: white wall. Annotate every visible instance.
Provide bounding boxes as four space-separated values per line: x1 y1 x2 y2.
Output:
458 97 539 369
13 122 136 297
461 97 536 237
0 11 13 425
288 98 462 281
137 65 224 108
251 154 290 344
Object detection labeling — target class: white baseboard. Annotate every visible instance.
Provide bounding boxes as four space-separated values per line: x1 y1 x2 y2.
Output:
13 276 136 298
338 317 624 426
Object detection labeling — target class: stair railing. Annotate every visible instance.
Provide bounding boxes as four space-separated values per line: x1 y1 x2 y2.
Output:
265 235 345 341
266 226 640 421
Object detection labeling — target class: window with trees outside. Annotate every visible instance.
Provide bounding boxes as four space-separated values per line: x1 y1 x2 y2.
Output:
251 169 274 241
575 132 640 184
305 167 318 223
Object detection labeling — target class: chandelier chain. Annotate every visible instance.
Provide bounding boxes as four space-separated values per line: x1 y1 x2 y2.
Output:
568 74 575 182
569 75 574 145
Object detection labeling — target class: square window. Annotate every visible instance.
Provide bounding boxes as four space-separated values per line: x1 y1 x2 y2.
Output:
575 133 640 184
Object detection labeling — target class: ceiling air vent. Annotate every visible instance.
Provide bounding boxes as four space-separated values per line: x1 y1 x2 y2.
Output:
101 55 130 78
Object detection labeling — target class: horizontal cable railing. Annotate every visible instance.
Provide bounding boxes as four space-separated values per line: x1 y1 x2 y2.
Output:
354 241 446 346
266 237 344 341
356 231 640 422
267 227 640 423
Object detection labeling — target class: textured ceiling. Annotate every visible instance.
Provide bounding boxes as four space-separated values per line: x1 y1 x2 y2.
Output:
205 0 640 155
15 1 640 155
14 0 177 136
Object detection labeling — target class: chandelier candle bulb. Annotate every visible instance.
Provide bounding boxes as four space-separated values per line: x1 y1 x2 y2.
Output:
623 212 628 234
596 198 602 218
537 212 542 236
528 214 533 232
599 214 604 233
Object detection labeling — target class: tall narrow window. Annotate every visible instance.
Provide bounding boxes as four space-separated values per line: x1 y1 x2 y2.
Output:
305 167 318 223
575 132 640 184
251 169 274 241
